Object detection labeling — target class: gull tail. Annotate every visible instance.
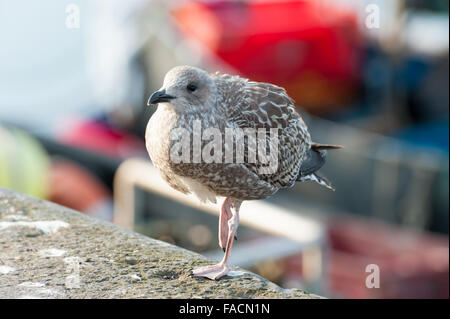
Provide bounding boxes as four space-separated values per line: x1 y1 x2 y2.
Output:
298 172 335 190
296 142 343 190
310 142 343 150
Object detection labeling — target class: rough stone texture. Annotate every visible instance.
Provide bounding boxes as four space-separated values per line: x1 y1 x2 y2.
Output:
0 187 319 299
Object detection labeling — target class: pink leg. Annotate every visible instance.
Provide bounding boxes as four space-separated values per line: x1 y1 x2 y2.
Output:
191 199 241 280
219 198 232 251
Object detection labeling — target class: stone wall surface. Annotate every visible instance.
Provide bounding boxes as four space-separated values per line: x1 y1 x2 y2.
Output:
0 187 320 299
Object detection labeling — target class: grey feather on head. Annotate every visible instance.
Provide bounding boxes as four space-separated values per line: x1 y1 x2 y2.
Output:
160 65 217 112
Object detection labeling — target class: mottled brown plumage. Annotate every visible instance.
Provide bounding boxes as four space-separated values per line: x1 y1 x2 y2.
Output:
145 65 340 280
146 66 316 202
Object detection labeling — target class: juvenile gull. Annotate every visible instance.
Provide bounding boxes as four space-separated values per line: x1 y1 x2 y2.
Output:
146 65 341 280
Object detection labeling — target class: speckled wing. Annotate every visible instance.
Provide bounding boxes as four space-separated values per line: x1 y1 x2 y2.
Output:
218 75 312 188
154 74 311 201
149 77 280 200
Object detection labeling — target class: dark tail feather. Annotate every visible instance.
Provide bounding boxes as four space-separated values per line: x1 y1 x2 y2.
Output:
297 142 342 178
311 142 343 150
296 142 342 190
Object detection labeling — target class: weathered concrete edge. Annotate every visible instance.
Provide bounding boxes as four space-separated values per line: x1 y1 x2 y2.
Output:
0 187 322 299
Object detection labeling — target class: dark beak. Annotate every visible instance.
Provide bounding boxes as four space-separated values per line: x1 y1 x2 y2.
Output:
147 89 176 105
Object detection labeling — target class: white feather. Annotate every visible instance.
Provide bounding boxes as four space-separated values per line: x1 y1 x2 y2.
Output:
177 176 218 204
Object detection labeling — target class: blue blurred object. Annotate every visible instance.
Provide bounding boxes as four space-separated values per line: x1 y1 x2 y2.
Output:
399 55 449 123
393 121 449 152
399 58 430 91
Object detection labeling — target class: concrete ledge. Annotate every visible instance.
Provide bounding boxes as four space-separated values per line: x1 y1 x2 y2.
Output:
0 187 319 299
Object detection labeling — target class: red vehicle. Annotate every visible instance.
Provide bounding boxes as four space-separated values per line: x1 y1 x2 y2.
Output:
172 0 363 113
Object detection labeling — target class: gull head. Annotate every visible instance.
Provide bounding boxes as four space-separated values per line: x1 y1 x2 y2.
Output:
148 66 216 112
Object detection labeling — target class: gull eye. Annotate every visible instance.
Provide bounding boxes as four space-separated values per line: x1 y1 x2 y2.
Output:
186 83 197 92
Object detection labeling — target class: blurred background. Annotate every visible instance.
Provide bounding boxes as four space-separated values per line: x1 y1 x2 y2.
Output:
0 0 448 298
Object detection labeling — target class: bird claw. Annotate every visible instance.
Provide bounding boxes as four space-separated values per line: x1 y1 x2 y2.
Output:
190 263 229 280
